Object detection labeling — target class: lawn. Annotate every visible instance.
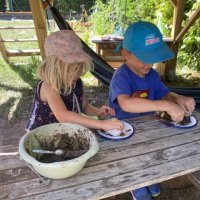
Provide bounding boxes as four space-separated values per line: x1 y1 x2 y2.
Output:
0 20 39 50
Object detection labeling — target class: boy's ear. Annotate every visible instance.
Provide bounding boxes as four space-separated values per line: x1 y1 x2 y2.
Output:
121 49 129 60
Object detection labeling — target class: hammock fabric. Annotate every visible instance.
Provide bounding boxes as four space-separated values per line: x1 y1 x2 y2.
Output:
46 2 115 87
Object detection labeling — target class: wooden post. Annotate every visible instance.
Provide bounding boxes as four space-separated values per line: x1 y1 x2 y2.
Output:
175 6 200 43
0 32 9 63
164 0 185 80
29 0 47 60
43 0 53 9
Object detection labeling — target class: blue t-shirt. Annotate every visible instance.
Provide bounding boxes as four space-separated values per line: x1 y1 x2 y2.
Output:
109 64 170 120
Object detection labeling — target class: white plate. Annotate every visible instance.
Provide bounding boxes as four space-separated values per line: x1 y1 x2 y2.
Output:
96 121 134 140
161 115 198 128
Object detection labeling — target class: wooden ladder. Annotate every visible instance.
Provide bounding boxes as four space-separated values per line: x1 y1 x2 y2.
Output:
0 26 40 63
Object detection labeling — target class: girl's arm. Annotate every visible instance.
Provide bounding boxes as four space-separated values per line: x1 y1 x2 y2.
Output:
117 94 184 122
41 82 123 131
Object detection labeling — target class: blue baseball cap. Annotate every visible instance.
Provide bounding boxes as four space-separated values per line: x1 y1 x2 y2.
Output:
123 21 175 64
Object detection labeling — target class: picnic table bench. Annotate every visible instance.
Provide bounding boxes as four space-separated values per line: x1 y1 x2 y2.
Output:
0 111 200 200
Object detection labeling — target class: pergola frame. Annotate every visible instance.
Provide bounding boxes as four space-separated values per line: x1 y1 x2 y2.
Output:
29 0 200 79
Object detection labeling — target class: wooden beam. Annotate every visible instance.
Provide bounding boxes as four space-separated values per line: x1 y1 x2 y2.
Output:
170 0 177 7
175 6 200 43
6 49 40 57
43 0 53 10
0 33 9 63
164 0 185 80
171 0 185 40
2 39 38 42
0 26 35 30
186 172 200 191
0 12 32 14
29 0 47 60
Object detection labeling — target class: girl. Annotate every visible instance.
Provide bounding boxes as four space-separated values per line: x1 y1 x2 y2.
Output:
27 30 123 131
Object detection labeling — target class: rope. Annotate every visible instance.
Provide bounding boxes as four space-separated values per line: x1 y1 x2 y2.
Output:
72 91 81 114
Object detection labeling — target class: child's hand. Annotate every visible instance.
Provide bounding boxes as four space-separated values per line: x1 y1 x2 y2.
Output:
101 118 124 131
175 95 196 115
166 103 185 122
97 105 115 117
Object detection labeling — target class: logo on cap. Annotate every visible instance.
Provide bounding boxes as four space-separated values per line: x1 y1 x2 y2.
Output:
145 34 160 46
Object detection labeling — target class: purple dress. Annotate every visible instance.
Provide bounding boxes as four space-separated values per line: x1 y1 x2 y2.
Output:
27 79 83 130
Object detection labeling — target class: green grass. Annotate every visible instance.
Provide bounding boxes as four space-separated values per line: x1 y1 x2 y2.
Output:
0 55 40 121
0 20 39 50
0 19 46 121
0 54 99 122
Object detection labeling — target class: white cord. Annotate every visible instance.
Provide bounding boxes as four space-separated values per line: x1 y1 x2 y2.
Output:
24 160 51 186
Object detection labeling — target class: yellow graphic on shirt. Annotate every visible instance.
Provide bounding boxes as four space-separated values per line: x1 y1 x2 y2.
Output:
131 90 149 98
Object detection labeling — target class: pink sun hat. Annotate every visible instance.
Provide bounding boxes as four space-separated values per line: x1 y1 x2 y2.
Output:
44 30 91 64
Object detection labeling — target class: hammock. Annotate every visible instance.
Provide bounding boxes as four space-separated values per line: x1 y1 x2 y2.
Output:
45 1 200 109
46 1 115 87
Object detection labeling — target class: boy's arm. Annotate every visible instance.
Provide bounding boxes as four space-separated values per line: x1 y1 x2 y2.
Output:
163 92 196 115
117 94 184 122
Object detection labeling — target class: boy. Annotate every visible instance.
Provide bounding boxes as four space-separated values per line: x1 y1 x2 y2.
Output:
109 21 195 200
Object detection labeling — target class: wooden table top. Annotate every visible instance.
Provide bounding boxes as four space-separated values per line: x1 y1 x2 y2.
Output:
1 111 200 200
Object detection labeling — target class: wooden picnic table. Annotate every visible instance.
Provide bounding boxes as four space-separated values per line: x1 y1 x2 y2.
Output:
1 111 200 200
91 37 173 69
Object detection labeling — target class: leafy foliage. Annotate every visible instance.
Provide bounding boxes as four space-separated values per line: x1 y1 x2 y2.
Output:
88 0 116 36
88 0 199 71
177 1 200 71
53 0 94 18
89 0 173 36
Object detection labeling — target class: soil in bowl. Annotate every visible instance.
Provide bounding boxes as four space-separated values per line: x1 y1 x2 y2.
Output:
27 132 90 163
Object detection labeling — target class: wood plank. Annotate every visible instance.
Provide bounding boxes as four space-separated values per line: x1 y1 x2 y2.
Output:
29 0 47 60
89 129 200 166
26 154 200 200
0 112 199 199
0 125 199 172
0 111 200 200
2 152 200 200
1 113 199 170
0 26 35 30
0 119 26 148
107 61 124 69
175 6 200 43
0 12 32 15
105 56 123 61
2 39 38 42
6 49 40 57
0 112 199 150
0 32 9 63
1 125 200 177
187 171 200 191
165 0 185 79
43 0 53 9
170 0 177 7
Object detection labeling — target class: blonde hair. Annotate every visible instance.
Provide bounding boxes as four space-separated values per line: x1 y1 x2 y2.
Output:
37 55 93 94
